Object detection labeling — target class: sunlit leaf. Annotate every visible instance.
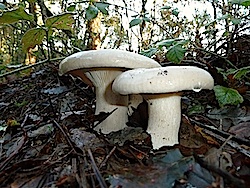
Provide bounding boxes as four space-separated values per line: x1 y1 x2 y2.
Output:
95 2 109 15
0 3 6 10
140 48 158 57
166 44 186 63
214 85 244 107
21 28 46 53
0 7 34 24
129 18 142 28
85 5 98 20
45 13 74 30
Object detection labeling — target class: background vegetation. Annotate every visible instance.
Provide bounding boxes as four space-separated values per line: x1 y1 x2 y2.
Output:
0 0 249 106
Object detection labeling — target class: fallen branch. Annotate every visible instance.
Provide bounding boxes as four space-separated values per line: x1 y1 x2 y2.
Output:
0 57 65 78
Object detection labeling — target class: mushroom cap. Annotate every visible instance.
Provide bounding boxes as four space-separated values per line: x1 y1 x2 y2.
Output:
59 49 161 76
112 66 214 95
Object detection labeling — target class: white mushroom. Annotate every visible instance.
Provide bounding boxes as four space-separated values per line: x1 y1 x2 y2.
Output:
112 66 214 149
59 49 160 134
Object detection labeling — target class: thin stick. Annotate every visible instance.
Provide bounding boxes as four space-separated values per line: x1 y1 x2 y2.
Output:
87 148 107 188
0 57 65 78
99 146 117 169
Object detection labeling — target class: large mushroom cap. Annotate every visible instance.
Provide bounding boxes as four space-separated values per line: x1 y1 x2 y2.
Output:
112 66 214 95
59 49 160 76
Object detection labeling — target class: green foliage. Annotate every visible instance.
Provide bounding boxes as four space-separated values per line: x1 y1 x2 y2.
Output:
233 67 250 79
139 48 158 57
95 2 109 15
158 39 189 63
230 0 250 6
85 5 99 20
166 44 186 63
21 28 46 53
214 85 244 107
129 18 142 28
0 7 34 24
45 13 75 31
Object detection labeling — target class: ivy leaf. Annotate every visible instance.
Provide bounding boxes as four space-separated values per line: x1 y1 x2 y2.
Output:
45 13 74 31
85 5 99 20
95 2 109 15
0 7 34 24
214 85 244 107
129 18 142 28
140 48 158 57
166 44 186 63
21 28 46 53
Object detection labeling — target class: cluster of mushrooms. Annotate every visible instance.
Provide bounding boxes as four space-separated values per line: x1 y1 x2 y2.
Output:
59 49 214 150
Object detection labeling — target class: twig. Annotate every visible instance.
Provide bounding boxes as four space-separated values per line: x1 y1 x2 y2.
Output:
188 117 250 158
87 148 107 188
0 57 65 78
52 120 77 154
203 129 250 158
194 153 246 188
189 116 250 147
99 146 117 169
0 129 27 171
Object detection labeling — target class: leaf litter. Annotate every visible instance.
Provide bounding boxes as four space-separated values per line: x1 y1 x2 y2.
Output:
0 63 249 188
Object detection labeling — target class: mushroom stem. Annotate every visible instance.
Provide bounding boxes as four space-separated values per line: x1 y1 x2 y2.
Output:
85 70 128 134
144 93 181 149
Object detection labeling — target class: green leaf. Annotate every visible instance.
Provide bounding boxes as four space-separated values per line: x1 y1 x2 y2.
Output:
140 48 158 57
95 2 109 15
143 17 150 22
230 17 241 25
160 5 171 10
230 0 250 6
172 8 179 16
21 28 46 53
67 4 76 12
129 18 142 28
233 66 250 79
85 5 99 20
0 3 6 10
0 7 34 24
166 44 186 63
214 85 244 107
156 39 176 47
45 13 74 30
217 14 230 20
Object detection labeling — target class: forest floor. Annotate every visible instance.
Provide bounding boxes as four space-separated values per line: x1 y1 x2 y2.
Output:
0 61 249 188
